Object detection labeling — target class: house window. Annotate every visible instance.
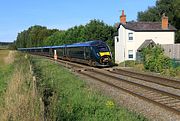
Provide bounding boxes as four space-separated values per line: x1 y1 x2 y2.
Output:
128 33 133 40
128 50 133 59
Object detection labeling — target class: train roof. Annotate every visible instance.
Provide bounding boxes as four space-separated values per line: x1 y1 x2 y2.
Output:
18 45 65 50
66 40 105 47
18 40 106 50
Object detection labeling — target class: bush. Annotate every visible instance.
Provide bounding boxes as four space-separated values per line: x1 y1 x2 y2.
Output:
142 46 172 73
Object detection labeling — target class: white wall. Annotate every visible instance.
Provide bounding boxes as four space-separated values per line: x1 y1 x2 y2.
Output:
115 25 175 63
115 25 126 63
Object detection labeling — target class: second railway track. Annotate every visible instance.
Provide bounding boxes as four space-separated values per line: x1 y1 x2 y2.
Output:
108 68 180 90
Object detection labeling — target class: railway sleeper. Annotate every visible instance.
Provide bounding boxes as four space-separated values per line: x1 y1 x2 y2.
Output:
157 98 176 103
163 100 180 105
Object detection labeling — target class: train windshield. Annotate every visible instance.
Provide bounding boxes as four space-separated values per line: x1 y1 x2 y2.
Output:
97 45 109 52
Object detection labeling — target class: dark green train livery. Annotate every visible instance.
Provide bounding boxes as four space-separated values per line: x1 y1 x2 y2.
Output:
18 40 113 67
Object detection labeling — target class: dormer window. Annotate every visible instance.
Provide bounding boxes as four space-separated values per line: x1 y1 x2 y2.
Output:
128 33 133 40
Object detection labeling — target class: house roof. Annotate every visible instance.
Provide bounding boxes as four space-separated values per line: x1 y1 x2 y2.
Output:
117 22 176 32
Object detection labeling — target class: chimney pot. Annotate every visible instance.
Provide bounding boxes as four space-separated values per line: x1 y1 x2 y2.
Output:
122 10 124 16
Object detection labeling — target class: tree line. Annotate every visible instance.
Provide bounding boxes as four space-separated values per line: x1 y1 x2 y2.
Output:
15 20 116 48
137 0 180 43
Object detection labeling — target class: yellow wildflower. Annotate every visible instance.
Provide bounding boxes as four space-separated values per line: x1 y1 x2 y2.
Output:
106 100 114 108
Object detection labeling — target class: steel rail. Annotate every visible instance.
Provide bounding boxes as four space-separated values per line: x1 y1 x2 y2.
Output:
111 69 180 90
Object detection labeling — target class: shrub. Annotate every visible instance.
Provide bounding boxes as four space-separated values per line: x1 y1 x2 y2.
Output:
141 46 172 73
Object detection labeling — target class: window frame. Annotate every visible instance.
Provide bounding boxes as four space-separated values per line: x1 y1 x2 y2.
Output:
128 33 133 41
128 50 133 59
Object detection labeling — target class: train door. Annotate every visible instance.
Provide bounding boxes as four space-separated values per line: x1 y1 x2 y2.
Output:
85 47 91 60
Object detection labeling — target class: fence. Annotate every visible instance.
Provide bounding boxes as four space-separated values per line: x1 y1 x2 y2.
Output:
161 44 180 60
161 44 180 68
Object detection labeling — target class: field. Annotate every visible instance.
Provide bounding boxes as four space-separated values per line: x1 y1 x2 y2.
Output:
0 51 148 120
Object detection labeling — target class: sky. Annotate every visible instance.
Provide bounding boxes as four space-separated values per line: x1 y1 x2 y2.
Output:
0 0 156 42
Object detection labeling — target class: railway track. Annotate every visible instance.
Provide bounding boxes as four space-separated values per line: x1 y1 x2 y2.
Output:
35 54 180 115
108 68 180 90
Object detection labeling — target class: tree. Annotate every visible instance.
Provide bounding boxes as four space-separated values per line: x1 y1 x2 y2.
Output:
15 25 58 48
43 19 116 46
84 19 116 42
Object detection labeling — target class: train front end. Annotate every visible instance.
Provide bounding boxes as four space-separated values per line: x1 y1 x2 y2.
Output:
92 41 113 67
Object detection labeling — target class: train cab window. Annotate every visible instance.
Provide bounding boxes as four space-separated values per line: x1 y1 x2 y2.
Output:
96 45 109 52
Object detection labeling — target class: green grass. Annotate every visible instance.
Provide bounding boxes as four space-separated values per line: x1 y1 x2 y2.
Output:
0 65 13 102
32 56 148 121
0 53 43 120
0 50 14 105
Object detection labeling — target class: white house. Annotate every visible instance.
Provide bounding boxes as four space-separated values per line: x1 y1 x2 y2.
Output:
115 10 176 63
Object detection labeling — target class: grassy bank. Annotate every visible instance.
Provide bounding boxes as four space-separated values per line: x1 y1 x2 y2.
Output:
0 52 43 121
32 56 148 121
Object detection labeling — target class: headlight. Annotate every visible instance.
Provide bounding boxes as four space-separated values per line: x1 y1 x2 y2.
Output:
97 53 100 56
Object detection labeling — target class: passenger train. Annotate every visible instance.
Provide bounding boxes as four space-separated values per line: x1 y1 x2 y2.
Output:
18 40 113 67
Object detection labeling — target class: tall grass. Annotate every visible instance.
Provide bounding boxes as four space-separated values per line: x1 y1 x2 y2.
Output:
0 50 14 105
32 56 148 121
0 53 43 121
0 50 9 65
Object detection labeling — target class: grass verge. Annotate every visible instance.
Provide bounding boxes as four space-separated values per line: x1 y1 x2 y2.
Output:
0 50 14 105
32 56 148 121
0 53 43 121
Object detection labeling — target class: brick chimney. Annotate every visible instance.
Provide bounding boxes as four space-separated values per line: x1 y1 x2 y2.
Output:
162 13 168 29
120 10 126 24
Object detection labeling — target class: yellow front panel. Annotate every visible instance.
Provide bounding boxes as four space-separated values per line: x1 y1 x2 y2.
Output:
99 52 110 56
